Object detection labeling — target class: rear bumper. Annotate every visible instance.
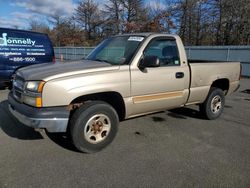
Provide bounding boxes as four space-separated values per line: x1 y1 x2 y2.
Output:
8 92 70 132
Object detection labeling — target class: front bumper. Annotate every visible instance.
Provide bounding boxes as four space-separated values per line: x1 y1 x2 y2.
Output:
8 92 70 132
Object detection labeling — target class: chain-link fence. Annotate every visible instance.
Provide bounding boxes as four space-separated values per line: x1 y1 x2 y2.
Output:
54 46 250 76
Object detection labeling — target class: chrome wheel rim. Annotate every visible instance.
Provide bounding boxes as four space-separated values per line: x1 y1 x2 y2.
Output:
84 114 111 144
211 95 222 114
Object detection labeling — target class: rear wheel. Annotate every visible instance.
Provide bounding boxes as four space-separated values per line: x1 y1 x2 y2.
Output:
70 101 119 153
200 87 225 120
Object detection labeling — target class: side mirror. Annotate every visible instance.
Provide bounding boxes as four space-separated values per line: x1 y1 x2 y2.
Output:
139 55 160 69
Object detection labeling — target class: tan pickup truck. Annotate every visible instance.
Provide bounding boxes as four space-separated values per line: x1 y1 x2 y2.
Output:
8 33 241 153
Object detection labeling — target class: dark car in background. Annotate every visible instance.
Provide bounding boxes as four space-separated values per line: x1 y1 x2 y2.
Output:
0 28 55 88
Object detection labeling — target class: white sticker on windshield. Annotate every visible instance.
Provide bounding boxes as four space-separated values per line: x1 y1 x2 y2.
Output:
128 36 144 42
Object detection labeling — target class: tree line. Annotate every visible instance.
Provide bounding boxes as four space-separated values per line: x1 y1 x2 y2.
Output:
30 0 250 46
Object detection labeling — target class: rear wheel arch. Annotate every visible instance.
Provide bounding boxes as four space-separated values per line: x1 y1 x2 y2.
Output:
210 78 229 95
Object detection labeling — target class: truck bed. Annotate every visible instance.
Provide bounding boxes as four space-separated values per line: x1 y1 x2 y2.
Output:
186 60 241 105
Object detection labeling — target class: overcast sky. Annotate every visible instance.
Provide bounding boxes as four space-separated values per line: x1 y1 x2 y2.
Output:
0 0 163 29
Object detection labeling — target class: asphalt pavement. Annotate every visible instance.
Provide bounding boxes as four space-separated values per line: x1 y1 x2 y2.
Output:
0 79 250 188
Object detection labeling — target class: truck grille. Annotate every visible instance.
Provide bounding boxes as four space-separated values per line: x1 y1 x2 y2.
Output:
13 75 25 102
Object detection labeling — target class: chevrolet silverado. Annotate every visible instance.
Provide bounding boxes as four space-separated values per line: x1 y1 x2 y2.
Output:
8 33 241 153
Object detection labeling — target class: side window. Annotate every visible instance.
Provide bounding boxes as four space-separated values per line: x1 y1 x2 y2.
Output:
144 38 180 66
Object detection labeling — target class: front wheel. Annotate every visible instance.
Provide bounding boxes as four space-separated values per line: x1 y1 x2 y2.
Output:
69 101 119 153
200 87 225 120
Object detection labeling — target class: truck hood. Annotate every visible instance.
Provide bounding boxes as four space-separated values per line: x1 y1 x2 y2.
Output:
17 60 117 81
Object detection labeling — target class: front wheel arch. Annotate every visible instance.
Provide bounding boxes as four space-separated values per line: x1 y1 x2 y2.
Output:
69 91 126 121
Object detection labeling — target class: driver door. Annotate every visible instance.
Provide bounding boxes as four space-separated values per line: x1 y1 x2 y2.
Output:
130 37 189 115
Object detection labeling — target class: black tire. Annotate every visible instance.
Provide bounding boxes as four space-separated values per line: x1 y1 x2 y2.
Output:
69 101 119 153
199 87 225 120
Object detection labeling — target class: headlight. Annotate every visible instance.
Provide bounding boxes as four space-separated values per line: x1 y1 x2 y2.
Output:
23 81 45 107
26 81 45 93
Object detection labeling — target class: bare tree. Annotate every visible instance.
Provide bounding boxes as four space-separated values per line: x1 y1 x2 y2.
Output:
120 0 147 32
75 0 103 39
39 0 250 46
208 0 250 45
29 20 50 33
144 1 176 33
103 0 122 34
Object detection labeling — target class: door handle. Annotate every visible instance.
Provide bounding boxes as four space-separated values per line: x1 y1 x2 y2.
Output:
176 72 184 78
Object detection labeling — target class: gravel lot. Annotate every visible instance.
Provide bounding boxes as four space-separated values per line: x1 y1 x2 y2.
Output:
0 79 250 188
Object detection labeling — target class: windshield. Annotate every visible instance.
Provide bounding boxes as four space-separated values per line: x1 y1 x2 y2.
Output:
86 36 144 65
